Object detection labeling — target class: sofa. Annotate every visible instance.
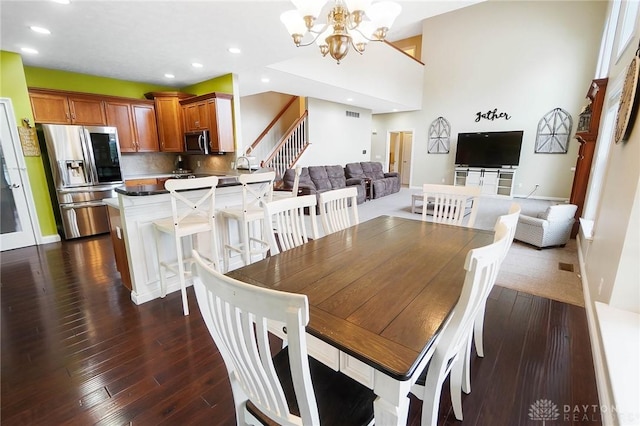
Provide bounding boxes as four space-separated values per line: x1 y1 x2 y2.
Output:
282 165 366 205
345 161 400 199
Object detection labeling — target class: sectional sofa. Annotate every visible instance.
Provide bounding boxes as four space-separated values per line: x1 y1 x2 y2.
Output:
281 161 400 204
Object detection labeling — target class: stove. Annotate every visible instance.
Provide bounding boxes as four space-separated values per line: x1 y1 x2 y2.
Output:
171 169 192 175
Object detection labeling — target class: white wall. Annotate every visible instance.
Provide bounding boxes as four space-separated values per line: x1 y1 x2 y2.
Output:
297 98 372 167
238 91 298 152
372 1 607 198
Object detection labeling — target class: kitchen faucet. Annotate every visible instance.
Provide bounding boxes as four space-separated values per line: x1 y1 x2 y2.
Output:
235 155 252 170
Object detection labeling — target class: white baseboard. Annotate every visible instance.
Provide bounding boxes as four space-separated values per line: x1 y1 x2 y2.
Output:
577 234 615 426
512 194 569 202
38 234 61 245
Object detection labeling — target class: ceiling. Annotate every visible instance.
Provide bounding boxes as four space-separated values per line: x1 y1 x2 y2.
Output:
0 0 481 113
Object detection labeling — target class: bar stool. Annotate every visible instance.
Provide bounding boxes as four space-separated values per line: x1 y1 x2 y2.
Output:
220 171 275 271
152 176 219 315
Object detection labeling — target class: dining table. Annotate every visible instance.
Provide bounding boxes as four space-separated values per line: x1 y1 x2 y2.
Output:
226 215 494 425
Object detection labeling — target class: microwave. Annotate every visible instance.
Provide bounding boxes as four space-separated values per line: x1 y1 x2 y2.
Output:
184 130 210 154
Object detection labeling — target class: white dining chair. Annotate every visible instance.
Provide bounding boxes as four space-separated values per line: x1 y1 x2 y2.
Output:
463 202 521 394
191 250 376 426
263 194 319 255
219 171 275 271
421 184 481 228
318 186 359 235
152 176 220 316
411 222 509 425
273 164 302 200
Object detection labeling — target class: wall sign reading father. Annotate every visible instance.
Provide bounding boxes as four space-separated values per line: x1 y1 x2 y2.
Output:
475 108 511 122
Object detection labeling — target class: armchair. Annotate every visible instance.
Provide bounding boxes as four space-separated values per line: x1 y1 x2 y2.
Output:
514 204 578 249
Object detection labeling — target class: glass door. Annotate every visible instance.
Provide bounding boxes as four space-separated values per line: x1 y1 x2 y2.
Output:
85 127 123 184
0 99 37 251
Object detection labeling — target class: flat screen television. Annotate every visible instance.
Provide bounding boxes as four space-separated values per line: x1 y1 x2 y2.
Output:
454 131 523 168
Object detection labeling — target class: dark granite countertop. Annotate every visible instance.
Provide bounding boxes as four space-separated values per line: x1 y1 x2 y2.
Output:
115 179 241 196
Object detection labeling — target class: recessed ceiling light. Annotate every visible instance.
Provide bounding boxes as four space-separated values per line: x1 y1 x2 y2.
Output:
191 62 203 68
393 108 399 112
51 0 70 4
164 73 175 79
346 98 354 102
21 47 38 54
228 47 241 54
261 77 270 83
30 26 51 35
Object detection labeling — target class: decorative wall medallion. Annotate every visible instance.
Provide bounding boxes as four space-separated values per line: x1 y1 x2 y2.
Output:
428 117 450 154
614 49 640 144
475 108 511 122
535 108 573 153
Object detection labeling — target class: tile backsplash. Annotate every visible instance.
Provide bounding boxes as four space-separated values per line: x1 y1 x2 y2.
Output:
120 152 235 176
120 152 177 176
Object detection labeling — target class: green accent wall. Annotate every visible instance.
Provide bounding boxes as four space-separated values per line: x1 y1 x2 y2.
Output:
0 51 57 237
24 66 177 98
181 74 233 96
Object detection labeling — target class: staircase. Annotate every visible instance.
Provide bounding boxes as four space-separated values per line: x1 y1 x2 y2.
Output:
244 96 309 179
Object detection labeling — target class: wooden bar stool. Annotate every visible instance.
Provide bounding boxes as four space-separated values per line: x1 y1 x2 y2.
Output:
220 171 275 271
152 176 220 316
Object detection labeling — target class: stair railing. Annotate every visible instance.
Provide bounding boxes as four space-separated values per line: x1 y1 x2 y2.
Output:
261 112 309 178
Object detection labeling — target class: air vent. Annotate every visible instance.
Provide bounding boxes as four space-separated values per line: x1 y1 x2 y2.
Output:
346 111 360 118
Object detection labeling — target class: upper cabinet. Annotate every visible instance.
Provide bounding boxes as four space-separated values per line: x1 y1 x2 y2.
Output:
29 88 106 126
183 102 209 132
145 92 194 152
180 92 234 153
105 99 159 152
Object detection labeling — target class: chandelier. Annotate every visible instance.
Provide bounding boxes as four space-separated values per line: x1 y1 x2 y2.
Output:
280 0 402 64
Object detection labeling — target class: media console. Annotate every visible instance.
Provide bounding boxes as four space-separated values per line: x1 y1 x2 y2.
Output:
454 167 515 197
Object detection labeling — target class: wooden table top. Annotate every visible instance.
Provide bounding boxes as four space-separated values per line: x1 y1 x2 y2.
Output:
227 215 494 380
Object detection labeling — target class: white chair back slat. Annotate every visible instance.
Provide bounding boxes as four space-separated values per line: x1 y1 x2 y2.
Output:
264 195 318 255
192 251 319 425
318 187 359 235
422 184 481 228
495 202 521 261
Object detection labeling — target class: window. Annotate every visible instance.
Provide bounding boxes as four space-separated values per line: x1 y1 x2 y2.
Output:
616 0 639 61
596 0 621 77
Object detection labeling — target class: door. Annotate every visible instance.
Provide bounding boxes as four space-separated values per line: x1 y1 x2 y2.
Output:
400 132 413 186
0 99 38 250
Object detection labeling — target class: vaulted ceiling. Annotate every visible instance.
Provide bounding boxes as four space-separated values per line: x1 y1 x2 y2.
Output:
1 0 483 113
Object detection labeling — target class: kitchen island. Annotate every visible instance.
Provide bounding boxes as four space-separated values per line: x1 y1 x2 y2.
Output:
107 177 247 306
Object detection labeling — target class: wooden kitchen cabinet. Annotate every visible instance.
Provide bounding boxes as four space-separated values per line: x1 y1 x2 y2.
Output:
105 99 159 152
29 88 107 125
182 101 209 131
145 92 194 152
208 95 234 153
180 92 234 153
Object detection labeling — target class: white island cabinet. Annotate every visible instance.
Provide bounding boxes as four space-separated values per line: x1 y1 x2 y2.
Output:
111 183 245 306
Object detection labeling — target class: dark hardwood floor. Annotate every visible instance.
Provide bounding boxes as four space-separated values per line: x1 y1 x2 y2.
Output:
1 235 601 425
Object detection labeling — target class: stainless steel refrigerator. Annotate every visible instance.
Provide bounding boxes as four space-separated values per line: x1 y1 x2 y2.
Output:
39 124 123 239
